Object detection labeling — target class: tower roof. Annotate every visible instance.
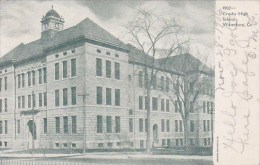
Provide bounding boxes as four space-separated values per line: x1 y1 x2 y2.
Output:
45 9 60 18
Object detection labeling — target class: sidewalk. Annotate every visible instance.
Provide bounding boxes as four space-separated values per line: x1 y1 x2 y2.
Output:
0 151 212 161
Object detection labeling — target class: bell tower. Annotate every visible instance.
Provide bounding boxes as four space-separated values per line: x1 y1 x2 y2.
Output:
41 6 64 40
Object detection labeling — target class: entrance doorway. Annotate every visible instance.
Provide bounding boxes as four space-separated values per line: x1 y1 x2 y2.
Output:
153 124 158 144
27 120 37 140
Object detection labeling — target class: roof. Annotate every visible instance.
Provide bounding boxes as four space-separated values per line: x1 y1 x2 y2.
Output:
157 53 214 75
0 18 128 66
45 9 60 18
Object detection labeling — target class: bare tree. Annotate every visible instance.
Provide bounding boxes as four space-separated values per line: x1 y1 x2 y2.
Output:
159 50 214 148
124 8 189 153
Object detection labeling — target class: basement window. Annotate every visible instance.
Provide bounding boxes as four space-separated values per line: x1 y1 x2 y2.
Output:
106 51 111 55
55 143 60 147
63 143 68 148
116 142 121 146
72 143 76 148
98 143 104 147
108 142 113 147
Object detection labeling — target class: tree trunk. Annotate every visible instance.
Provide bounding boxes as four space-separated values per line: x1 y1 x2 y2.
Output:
146 89 151 154
183 119 189 148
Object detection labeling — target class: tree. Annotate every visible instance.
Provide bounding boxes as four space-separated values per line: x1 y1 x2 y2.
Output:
159 51 214 148
124 8 189 153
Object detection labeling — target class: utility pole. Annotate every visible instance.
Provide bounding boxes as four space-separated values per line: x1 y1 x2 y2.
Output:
78 93 89 154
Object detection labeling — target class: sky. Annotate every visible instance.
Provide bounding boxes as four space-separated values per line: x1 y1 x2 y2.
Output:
0 0 215 65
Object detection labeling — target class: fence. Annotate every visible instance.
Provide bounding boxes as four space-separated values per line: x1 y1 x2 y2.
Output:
0 159 106 165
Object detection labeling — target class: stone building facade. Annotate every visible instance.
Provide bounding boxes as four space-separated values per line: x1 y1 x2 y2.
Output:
0 9 214 150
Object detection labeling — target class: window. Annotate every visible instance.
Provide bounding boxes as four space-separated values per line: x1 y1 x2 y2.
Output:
207 101 210 113
0 121 2 134
106 60 111 78
96 58 102 77
211 102 214 112
71 59 76 77
145 119 148 132
32 94 36 107
161 99 165 111
39 69 42 84
71 49 75 53
55 117 60 133
71 87 77 105
108 142 113 147
28 95 31 108
0 78 2 91
98 143 104 147
17 120 20 134
97 49 101 53
63 88 68 106
203 120 206 132
55 90 59 107
175 120 178 132
145 96 148 110
22 74 25 87
55 63 59 80
97 115 103 133
138 71 143 88
140 140 144 148
162 139 166 146
160 76 164 91
129 118 133 132
204 138 207 146
106 116 112 133
32 71 36 85
39 93 42 107
63 116 68 133
28 72 31 86
18 96 21 109
0 99 2 113
115 62 120 80
4 77 7 90
43 67 47 83
115 54 119 58
18 74 21 88
139 118 143 132
106 88 112 105
115 116 120 133
161 119 165 132
152 97 158 111
106 51 110 55
63 51 67 56
207 120 210 131
22 96 25 108
190 120 194 132
166 99 170 112
72 116 77 134
139 96 143 110
115 89 120 106
4 120 7 134
179 120 183 132
96 86 102 104
190 101 194 113
166 120 170 132
43 118 47 134
55 54 59 58
4 98 7 112
62 61 68 79
44 92 47 106
203 101 206 113
166 78 169 91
